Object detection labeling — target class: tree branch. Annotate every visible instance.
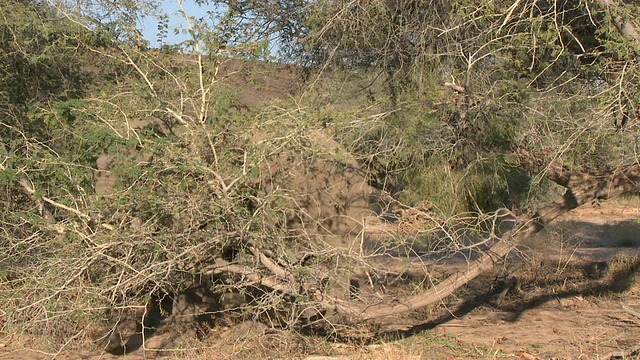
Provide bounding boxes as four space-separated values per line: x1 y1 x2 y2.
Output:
329 161 640 322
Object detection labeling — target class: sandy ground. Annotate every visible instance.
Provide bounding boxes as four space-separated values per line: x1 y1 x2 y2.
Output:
427 199 640 359
433 298 640 358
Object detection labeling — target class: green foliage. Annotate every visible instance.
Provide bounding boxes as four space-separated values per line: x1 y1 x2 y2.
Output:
464 157 531 213
296 0 640 215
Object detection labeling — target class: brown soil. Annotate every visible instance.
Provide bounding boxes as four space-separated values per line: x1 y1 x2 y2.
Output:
433 300 640 359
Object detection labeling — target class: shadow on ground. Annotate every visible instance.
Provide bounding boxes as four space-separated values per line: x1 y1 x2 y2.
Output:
377 249 640 342
537 219 640 248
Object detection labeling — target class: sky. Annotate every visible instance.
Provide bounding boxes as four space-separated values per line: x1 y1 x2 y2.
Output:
138 0 282 58
139 0 216 47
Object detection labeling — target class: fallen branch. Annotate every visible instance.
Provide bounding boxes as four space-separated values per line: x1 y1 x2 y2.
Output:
203 258 294 294
330 161 640 322
443 82 466 93
147 160 640 327
601 345 640 360
357 239 515 321
621 303 640 319
249 246 295 282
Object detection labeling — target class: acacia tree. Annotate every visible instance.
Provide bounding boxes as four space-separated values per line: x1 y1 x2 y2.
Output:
282 0 640 319
298 0 639 196
3 0 387 351
1 0 297 349
2 0 640 354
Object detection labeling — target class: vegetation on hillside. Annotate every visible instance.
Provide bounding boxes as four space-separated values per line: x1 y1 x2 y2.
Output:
1 0 639 353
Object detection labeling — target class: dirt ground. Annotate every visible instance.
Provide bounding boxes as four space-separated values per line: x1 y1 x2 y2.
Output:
434 300 640 359
2 199 640 360
427 198 640 359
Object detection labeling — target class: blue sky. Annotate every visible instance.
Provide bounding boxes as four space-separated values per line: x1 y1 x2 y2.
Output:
139 0 216 47
137 0 281 57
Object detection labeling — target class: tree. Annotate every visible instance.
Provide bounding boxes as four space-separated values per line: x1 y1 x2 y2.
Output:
287 0 640 321
2 0 640 354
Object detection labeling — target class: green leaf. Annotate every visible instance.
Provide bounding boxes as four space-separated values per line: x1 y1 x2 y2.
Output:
0 168 18 185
